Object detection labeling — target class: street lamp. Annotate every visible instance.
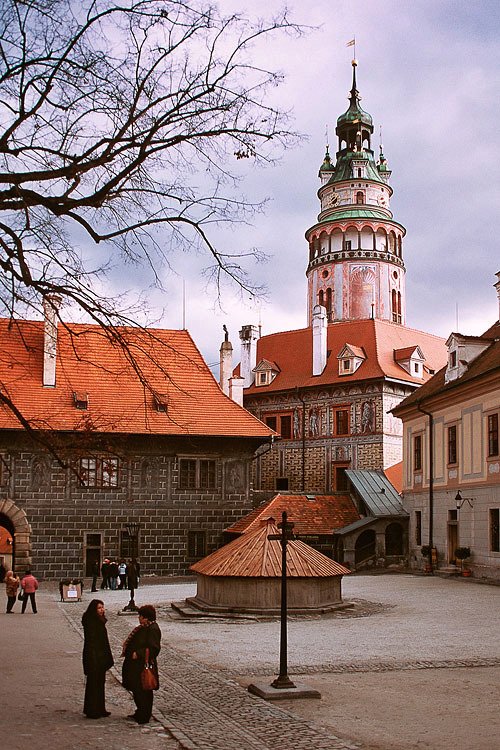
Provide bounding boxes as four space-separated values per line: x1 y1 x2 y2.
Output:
123 522 140 612
455 490 474 510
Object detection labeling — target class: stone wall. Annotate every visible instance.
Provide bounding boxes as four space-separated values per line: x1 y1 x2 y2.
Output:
0 433 261 580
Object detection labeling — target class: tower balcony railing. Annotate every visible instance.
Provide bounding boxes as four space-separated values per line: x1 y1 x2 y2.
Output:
308 249 405 269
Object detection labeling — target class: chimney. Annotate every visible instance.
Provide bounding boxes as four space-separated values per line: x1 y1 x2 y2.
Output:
312 304 327 376
219 325 233 396
229 376 245 406
239 324 259 388
495 270 500 320
43 294 62 387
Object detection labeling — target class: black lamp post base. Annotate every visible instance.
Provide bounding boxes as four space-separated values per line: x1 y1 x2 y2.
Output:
271 674 296 690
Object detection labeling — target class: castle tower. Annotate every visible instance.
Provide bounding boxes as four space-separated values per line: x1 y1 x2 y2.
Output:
306 60 406 326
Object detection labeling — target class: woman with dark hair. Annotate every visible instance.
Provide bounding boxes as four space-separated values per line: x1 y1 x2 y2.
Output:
82 599 114 719
121 604 161 724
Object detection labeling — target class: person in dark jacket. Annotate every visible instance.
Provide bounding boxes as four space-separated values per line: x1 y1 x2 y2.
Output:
100 559 110 589
82 599 114 719
121 604 161 724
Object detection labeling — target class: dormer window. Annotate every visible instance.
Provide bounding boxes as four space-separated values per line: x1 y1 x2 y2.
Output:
338 344 366 375
73 391 89 410
154 396 168 413
444 332 490 384
394 346 425 378
253 359 280 387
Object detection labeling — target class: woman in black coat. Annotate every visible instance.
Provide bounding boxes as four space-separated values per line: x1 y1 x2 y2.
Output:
82 599 114 719
121 604 161 724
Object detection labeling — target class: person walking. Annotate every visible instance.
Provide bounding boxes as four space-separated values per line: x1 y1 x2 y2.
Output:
20 570 38 613
121 604 161 725
5 570 20 613
82 599 114 719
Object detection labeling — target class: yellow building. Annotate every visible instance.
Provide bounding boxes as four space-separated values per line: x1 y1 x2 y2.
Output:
393 274 500 581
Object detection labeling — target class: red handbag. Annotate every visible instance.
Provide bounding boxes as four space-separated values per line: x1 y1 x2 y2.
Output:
140 648 158 691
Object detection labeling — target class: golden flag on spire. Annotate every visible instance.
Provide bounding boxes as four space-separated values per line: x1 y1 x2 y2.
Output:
346 39 355 47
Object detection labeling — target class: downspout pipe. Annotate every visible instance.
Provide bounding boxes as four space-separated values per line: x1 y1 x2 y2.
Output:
296 388 306 492
417 402 434 574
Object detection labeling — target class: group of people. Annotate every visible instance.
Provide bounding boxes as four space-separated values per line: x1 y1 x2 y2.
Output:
4 569 39 613
82 600 161 724
93 558 140 592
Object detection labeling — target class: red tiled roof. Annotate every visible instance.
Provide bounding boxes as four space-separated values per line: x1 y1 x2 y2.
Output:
225 493 361 535
191 518 351 577
393 320 500 413
0 319 273 438
244 319 447 394
384 462 403 494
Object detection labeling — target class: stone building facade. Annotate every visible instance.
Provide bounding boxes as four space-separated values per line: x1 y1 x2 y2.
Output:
0 314 272 579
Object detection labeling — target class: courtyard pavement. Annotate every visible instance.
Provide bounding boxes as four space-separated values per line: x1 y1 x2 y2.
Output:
1 573 499 750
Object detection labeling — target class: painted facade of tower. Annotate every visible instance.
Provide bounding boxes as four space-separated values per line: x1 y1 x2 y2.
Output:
306 61 406 327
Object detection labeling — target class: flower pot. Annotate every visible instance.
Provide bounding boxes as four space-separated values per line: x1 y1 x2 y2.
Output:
462 569 472 577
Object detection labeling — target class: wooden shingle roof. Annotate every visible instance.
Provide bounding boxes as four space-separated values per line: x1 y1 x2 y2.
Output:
191 518 351 578
0 319 273 438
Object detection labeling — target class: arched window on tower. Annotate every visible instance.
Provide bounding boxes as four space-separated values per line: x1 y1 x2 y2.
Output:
397 236 402 258
357 168 362 178
389 232 396 254
326 288 333 321
392 289 397 323
318 289 324 307
397 291 402 323
356 191 364 205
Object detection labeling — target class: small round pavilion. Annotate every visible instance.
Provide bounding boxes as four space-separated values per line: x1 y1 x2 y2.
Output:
187 518 351 615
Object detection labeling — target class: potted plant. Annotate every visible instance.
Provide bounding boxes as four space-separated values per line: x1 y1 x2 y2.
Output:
455 547 471 576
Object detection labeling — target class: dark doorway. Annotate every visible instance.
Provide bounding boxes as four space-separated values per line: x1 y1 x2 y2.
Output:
85 533 102 576
385 522 404 556
355 529 376 565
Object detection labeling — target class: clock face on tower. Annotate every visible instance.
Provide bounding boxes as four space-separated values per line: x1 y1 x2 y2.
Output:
377 195 387 207
328 193 338 207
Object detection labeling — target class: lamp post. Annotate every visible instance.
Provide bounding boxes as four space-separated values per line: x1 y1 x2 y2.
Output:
268 511 296 690
123 522 140 612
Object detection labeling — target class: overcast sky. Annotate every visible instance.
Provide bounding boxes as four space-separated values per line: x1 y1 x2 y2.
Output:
130 0 500 370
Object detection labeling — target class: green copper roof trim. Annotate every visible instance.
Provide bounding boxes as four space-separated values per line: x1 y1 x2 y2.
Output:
319 208 392 222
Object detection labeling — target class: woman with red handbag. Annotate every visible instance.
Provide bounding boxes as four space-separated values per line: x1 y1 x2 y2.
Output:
121 604 161 724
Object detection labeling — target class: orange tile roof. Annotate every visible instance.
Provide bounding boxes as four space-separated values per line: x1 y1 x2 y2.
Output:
384 462 403 494
0 319 273 438
225 493 361 535
244 319 447 394
191 518 351 577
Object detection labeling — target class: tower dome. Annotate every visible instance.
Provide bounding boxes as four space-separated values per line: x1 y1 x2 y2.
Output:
305 62 406 327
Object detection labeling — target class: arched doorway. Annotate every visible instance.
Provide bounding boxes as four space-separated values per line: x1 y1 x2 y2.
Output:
0 500 32 573
385 522 404 556
355 529 376 566
0 514 15 577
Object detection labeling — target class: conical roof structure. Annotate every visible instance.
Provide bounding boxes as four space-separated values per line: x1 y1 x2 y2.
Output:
191 517 350 578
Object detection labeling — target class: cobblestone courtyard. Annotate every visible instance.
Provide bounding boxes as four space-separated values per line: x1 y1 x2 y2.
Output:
1 574 499 749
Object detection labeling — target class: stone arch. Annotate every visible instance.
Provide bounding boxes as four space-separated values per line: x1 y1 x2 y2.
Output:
350 265 376 319
0 499 32 572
